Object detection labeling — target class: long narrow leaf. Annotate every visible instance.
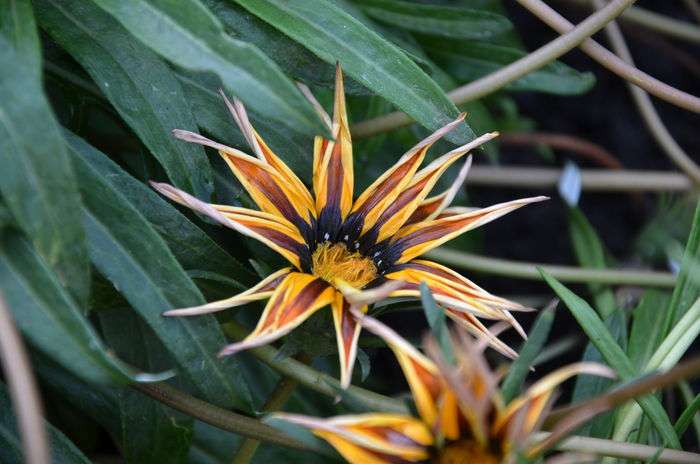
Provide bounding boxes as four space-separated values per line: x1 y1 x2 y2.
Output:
88 0 326 138
356 0 512 40
234 0 474 144
567 207 616 318
100 309 193 464
65 132 254 284
0 232 159 385
541 270 681 449
0 0 40 73
68 136 253 411
35 0 214 199
0 34 90 305
500 302 555 403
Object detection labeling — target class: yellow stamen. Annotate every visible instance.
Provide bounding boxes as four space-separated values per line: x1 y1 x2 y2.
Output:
435 439 499 464
311 242 378 289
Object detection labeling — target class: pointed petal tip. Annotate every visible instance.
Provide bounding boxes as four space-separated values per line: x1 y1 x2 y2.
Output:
217 345 240 358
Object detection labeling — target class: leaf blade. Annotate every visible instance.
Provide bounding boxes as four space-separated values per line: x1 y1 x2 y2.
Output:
67 136 253 411
0 34 90 305
88 0 326 137
234 0 474 144
540 269 681 449
35 0 214 199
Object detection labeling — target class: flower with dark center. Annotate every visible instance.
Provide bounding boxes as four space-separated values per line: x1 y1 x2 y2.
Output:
152 65 546 388
275 310 615 463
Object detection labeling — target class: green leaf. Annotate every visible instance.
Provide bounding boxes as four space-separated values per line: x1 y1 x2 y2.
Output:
500 302 555 403
627 291 669 370
420 282 454 364
100 309 194 464
234 0 474 144
0 0 40 73
567 207 616 318
540 269 681 449
67 135 253 411
356 0 512 40
0 231 152 385
570 310 627 438
662 200 700 335
422 38 595 96
676 384 700 438
0 383 92 464
87 0 326 138
0 35 90 306
64 131 254 284
35 0 214 200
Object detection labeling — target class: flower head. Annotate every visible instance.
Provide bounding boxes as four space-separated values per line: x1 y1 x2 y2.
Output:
275 312 615 463
154 64 546 387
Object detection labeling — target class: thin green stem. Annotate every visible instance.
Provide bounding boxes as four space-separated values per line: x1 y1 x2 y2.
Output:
466 166 693 192
132 382 312 451
425 248 676 287
594 0 700 183
221 322 408 414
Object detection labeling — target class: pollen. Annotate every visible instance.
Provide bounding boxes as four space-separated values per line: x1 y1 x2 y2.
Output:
311 242 378 289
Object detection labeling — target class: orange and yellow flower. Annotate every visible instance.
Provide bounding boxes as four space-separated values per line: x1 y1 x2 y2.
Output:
153 65 546 388
275 310 615 463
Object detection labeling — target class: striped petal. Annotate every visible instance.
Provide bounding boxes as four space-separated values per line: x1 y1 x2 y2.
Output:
172 130 315 238
274 413 432 464
384 260 530 336
365 134 498 249
404 156 472 226
314 64 353 229
151 182 310 270
332 293 365 389
391 196 549 263
355 312 444 428
343 115 467 243
163 268 292 316
219 91 316 212
218 272 336 357
493 362 615 441
445 310 518 360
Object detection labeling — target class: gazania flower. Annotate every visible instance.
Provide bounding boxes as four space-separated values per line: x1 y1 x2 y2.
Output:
152 64 546 387
275 310 615 463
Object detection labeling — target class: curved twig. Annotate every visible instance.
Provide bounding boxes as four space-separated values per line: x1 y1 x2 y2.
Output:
0 293 50 464
352 0 700 139
592 0 700 183
499 132 623 169
515 0 700 113
565 0 700 44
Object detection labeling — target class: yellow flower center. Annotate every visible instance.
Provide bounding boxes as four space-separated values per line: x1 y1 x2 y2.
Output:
311 242 378 289
434 440 500 464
